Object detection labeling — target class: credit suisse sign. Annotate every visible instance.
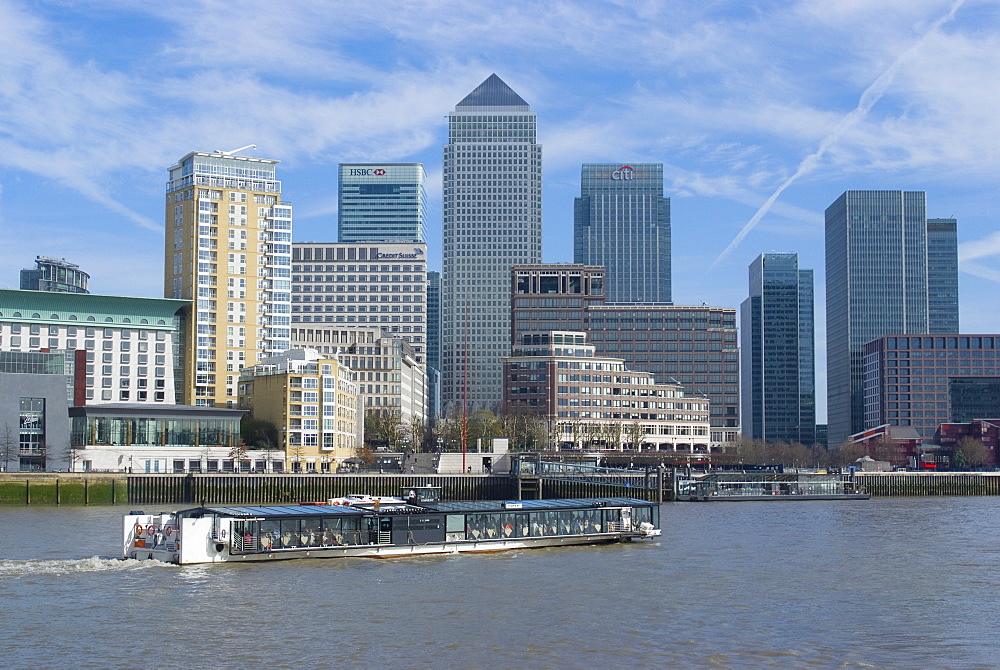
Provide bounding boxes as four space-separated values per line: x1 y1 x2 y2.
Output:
349 168 388 176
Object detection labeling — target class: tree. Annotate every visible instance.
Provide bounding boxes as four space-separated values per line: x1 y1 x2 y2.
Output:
582 422 603 450
364 408 405 449
467 409 502 449
241 417 279 450
228 443 251 472
289 441 306 472
626 421 646 451
953 436 990 469
0 423 16 472
602 422 624 451
67 443 85 472
408 416 426 452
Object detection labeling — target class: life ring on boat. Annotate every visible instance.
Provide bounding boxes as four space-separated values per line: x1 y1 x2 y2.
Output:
164 525 174 536
134 523 144 536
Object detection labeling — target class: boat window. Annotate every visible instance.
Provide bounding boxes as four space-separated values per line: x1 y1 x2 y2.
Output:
280 519 302 547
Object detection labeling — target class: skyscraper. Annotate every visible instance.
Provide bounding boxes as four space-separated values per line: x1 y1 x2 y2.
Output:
574 163 671 303
740 253 815 444
441 74 542 410
165 150 292 407
927 218 959 333
826 190 930 446
337 163 427 243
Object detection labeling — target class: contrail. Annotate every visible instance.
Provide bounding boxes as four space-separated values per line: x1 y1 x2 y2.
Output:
707 0 966 272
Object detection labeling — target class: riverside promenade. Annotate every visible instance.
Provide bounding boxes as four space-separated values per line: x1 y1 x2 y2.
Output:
2 470 1000 504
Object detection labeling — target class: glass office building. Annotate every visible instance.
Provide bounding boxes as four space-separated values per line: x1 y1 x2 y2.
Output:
740 253 815 444
574 163 670 304
927 218 959 333
20 256 90 293
338 163 427 243
441 74 542 410
825 190 930 447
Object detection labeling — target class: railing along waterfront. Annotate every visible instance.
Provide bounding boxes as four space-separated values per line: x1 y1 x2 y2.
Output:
854 471 1000 496
128 473 515 505
515 458 662 502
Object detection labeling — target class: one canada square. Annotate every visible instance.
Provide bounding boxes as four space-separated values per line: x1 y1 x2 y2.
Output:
441 74 542 410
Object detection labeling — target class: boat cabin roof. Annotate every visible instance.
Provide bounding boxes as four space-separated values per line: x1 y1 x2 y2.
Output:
186 497 653 519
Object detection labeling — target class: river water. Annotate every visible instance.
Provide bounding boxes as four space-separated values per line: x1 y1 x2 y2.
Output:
1 498 998 669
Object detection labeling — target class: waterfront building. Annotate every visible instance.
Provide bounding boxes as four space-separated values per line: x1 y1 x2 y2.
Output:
503 331 710 451
289 325 427 427
20 256 90 293
441 74 542 410
825 190 957 446
338 163 427 243
0 350 73 471
0 288 187 404
740 253 815 444
512 264 739 443
862 334 1000 439
164 149 293 407
927 218 959 333
238 348 359 472
574 163 670 303
935 419 1000 468
290 242 427 363
68 404 248 473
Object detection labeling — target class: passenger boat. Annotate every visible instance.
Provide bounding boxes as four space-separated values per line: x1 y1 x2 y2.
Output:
123 496 661 564
675 471 869 501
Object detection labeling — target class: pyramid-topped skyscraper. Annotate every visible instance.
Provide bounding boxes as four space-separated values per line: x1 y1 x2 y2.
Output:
441 74 542 412
456 73 530 108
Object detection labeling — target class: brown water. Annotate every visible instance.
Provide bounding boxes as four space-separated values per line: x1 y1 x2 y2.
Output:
1 498 998 669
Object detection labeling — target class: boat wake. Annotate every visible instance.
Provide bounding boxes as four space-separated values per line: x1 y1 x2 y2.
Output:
0 556 176 579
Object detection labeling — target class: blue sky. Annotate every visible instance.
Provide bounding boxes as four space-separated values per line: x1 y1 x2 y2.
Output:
2 0 999 421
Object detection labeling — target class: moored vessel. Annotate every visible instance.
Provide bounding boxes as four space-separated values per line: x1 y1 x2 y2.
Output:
675 471 869 501
124 496 660 564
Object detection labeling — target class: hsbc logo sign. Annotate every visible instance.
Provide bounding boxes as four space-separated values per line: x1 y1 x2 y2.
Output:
611 165 634 180
374 169 386 176
349 168 388 176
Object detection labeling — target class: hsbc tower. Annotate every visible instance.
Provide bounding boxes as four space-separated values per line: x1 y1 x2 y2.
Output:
338 163 427 244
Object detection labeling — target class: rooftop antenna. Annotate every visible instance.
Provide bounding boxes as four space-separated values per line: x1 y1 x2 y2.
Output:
216 144 257 156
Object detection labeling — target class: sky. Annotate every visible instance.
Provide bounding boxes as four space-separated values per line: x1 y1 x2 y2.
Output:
2 0 1000 422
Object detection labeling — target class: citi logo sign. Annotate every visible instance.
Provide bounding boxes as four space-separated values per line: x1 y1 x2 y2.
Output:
349 168 388 176
611 165 634 180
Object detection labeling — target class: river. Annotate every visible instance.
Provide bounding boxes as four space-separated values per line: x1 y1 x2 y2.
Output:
1 498 998 669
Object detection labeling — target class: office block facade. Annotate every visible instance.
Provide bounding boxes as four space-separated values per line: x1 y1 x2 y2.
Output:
338 163 427 243
826 190 931 447
442 74 542 410
503 331 710 451
512 264 739 444
164 150 292 407
574 163 670 304
0 289 187 404
289 325 427 427
239 348 359 472
927 218 959 333
863 334 1000 438
20 256 90 294
290 242 428 364
426 270 441 419
740 253 815 444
